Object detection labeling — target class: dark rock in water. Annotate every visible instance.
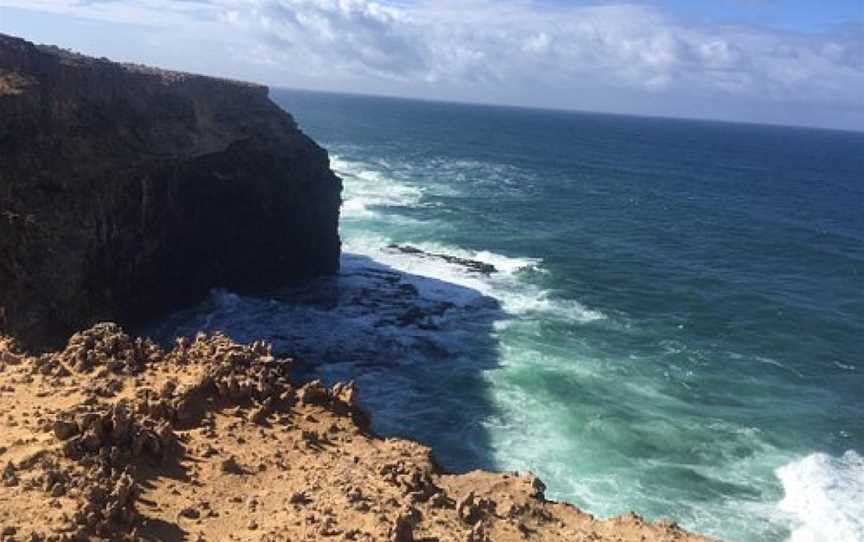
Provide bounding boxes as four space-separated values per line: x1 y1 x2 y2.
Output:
0 34 342 350
386 244 497 275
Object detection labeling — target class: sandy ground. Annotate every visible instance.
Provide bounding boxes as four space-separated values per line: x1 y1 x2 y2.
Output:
0 324 715 542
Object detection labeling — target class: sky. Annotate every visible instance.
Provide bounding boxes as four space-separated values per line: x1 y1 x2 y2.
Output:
0 1 862 131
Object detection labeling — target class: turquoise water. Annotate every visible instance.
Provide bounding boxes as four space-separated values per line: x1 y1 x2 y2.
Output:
150 90 864 542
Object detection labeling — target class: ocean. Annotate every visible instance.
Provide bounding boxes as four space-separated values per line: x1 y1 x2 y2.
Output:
148 90 864 542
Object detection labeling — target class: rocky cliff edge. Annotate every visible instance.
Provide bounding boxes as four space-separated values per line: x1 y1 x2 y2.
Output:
0 34 342 350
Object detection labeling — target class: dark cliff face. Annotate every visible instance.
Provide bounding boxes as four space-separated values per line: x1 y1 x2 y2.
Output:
0 34 342 349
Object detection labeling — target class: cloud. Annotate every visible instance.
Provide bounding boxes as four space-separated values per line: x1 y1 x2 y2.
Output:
0 0 219 26
215 0 863 108
224 0 428 80
3 0 862 114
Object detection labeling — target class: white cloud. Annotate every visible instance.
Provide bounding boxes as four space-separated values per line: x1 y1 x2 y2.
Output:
0 0 219 26
2 0 862 117
213 0 862 108
523 32 550 54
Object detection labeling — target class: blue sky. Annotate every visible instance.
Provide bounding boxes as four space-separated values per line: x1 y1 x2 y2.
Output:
1 1 862 130
651 0 862 32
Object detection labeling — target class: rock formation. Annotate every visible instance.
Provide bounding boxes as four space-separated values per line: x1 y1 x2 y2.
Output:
0 324 716 541
0 34 342 350
386 245 498 275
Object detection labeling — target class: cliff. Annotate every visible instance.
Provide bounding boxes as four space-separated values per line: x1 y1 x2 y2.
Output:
0 35 717 542
0 325 715 542
0 34 342 350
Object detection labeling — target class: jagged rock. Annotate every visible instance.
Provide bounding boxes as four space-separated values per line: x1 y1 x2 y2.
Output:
457 492 477 524
331 381 359 409
466 520 489 542
220 456 243 475
250 403 270 425
0 324 716 542
0 351 20 366
526 474 547 499
43 469 69 496
299 380 330 405
52 421 79 441
0 33 342 351
2 462 18 487
104 472 138 524
289 491 310 505
179 506 200 519
389 505 420 542
386 245 497 275
57 324 160 374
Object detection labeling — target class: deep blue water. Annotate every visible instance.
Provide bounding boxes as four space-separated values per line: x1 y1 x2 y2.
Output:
151 90 864 542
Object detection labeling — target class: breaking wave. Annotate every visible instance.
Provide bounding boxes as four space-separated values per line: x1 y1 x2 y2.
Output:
776 450 864 542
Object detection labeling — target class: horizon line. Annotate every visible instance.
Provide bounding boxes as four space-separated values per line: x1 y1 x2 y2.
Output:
270 85 864 136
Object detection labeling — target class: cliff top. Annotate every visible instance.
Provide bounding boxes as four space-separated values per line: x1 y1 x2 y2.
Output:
0 32 266 92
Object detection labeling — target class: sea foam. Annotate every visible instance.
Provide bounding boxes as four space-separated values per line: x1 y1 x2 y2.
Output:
342 234 606 324
776 450 864 542
332 155 424 219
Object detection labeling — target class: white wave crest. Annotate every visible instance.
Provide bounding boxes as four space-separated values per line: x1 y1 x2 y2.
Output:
776 450 864 542
343 235 606 323
332 155 424 218
331 150 607 325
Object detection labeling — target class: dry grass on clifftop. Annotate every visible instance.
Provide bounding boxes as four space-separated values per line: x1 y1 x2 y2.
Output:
0 324 715 542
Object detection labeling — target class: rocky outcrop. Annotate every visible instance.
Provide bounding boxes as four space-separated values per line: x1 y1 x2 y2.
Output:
386 244 498 275
0 34 341 349
0 324 717 542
